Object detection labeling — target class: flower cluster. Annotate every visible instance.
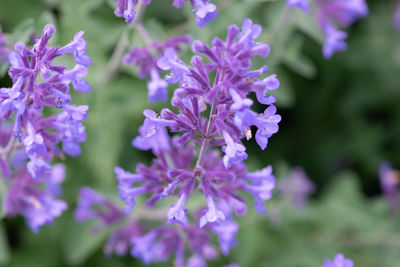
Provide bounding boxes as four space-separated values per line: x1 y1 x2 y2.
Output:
277 167 315 209
123 34 191 102
0 24 91 232
99 18 280 265
324 253 354 267
114 0 218 27
286 0 368 58
75 187 239 266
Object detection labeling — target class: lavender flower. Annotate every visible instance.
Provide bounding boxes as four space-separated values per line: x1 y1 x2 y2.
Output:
5 167 67 233
113 0 218 26
110 18 279 265
394 0 400 32
114 0 152 23
75 187 124 230
123 34 191 102
286 0 309 12
192 0 218 28
104 223 143 256
0 24 91 232
277 167 315 209
287 0 368 58
324 253 354 267
379 162 400 212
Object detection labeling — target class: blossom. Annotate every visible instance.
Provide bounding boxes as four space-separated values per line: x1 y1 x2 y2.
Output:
324 253 354 267
112 18 279 266
123 35 191 102
113 0 218 26
1 24 91 232
379 162 400 212
5 168 67 233
277 167 315 209
286 0 309 12
287 0 368 58
75 187 124 230
192 0 218 27
394 0 400 32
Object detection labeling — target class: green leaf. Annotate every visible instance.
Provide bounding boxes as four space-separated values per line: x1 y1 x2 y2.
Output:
282 35 317 78
62 221 109 265
35 11 57 35
0 224 10 265
0 178 7 219
295 10 324 44
10 18 34 44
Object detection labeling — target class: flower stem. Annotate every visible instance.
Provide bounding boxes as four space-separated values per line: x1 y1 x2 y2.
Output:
195 99 217 168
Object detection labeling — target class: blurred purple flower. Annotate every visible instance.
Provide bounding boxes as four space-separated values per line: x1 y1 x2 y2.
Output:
324 253 354 267
287 0 368 58
5 167 67 233
278 167 315 209
379 162 400 212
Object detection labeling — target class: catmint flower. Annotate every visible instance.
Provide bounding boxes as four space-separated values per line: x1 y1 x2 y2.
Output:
110 18 279 265
1 24 91 232
324 253 354 267
286 0 309 12
114 0 151 23
75 187 124 230
379 162 400 212
5 167 67 233
104 223 143 256
394 0 400 32
277 167 315 209
192 0 218 28
287 0 368 58
124 35 191 102
113 0 218 26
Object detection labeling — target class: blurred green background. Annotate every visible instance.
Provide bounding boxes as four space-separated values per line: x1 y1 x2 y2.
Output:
0 0 399 266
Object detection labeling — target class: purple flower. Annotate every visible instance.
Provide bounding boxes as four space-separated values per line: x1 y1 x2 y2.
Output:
254 105 281 150
288 0 368 58
222 131 247 169
23 122 46 156
277 167 315 209
1 24 91 232
379 162 400 212
112 18 279 265
322 23 348 59
167 192 189 226
193 0 218 27
75 187 124 230
212 219 238 255
147 69 168 102
324 253 354 267
5 168 67 233
394 0 400 33
199 195 226 227
114 0 135 23
124 35 191 101
158 47 190 83
104 223 143 256
58 31 92 66
286 0 309 12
